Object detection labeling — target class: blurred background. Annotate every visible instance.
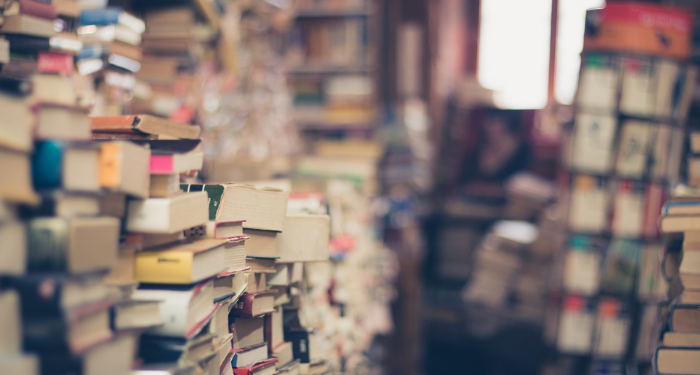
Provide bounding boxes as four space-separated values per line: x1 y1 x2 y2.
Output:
4 0 700 374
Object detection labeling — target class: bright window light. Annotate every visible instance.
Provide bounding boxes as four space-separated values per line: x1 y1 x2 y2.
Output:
555 0 605 105
478 0 552 109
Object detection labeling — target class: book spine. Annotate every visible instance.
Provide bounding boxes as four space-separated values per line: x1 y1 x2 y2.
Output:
0 77 33 95
19 0 57 20
180 184 225 220
230 293 255 316
6 34 50 54
31 140 65 189
37 51 73 74
77 44 105 59
26 218 69 272
79 8 121 26
150 155 174 174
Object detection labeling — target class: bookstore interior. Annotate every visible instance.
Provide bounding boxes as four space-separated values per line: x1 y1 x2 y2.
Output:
5 0 700 374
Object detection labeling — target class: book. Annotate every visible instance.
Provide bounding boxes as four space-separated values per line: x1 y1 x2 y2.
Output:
37 51 74 73
266 306 285 350
1 14 55 37
611 180 644 237
231 292 275 317
230 316 265 350
132 280 216 339
186 220 246 240
272 341 294 368
1 273 116 314
80 7 145 34
663 216 700 233
79 42 143 61
23 307 113 354
593 299 631 358
139 331 217 365
245 257 276 274
32 141 100 192
286 329 320 363
126 191 208 233
568 175 609 233
0 147 40 203
681 251 700 290
134 238 227 284
213 271 247 302
111 300 162 331
276 215 330 263
3 0 57 19
0 90 33 152
664 332 700 347
231 343 269 369
34 103 91 141
98 141 151 198
39 334 135 375
556 295 595 354
149 174 180 198
30 74 77 107
277 359 301 375
231 358 278 375
150 151 203 175
570 113 617 174
0 291 21 354
180 184 289 231
670 304 700 332
665 200 700 216
99 191 126 218
90 115 200 139
575 54 620 112
600 239 641 295
125 231 184 251
247 273 267 293
615 120 651 177
563 235 603 295
78 24 142 46
268 264 291 287
243 229 277 258
224 239 247 273
26 217 119 274
655 347 700 375
0 221 26 275
103 249 136 287
619 56 656 117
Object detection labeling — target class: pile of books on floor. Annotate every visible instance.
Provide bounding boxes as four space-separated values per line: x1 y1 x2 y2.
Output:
655 136 700 375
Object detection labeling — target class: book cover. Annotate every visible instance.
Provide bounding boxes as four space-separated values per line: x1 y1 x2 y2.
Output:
37 51 73 74
17 0 57 19
230 291 275 317
231 358 278 375
134 238 227 284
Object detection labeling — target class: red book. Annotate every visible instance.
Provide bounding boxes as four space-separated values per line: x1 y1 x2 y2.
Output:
37 51 73 74
231 359 278 375
230 291 275 317
17 0 57 20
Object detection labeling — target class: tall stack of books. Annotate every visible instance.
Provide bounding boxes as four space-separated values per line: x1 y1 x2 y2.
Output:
655 142 700 375
0 0 83 79
77 7 144 116
544 3 697 374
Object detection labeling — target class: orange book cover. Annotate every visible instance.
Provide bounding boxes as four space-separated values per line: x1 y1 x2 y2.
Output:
90 115 138 132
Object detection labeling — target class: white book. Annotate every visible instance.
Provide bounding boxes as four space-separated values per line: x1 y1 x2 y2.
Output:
132 280 215 338
620 57 655 117
0 291 21 354
576 57 620 112
99 141 151 198
615 121 651 178
571 113 617 174
556 298 594 354
0 221 25 275
126 191 208 233
568 176 609 233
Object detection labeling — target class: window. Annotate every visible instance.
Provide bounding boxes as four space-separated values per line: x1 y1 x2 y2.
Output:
478 0 552 109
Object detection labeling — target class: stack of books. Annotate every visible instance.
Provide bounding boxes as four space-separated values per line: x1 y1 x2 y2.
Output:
77 7 144 115
0 0 83 79
655 144 700 375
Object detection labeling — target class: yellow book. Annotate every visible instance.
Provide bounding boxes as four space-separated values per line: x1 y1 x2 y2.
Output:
135 238 227 284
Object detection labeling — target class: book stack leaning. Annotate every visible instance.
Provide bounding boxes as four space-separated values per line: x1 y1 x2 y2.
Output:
657 136 700 375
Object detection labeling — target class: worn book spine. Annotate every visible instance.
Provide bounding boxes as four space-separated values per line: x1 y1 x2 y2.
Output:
5 34 50 53
19 0 57 20
26 218 69 272
37 51 73 73
231 293 256 317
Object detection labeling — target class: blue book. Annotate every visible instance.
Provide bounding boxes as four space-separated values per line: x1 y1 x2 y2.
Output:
32 141 100 192
80 8 145 34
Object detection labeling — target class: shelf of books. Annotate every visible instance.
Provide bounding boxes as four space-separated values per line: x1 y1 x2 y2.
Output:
0 1 395 375
542 3 698 374
285 0 377 140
